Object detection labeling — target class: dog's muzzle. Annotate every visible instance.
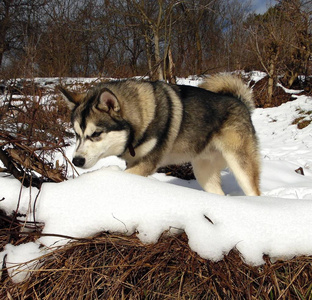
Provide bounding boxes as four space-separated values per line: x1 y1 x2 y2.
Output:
72 156 86 168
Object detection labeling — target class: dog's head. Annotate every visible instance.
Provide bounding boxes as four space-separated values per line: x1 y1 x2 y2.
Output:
59 85 132 169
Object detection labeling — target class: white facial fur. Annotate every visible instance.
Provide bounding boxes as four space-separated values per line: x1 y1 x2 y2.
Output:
73 121 128 168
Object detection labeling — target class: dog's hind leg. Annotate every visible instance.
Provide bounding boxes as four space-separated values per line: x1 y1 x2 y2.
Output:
213 128 261 196
222 151 260 196
218 138 261 196
192 151 227 195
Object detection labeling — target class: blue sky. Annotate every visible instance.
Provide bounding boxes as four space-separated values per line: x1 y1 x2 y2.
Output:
251 0 277 14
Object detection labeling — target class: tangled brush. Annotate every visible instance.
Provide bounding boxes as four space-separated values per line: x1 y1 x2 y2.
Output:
1 229 312 299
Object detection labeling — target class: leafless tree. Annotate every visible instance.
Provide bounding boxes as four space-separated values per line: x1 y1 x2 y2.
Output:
0 0 45 76
247 0 311 105
280 0 312 87
248 5 290 104
1 0 308 85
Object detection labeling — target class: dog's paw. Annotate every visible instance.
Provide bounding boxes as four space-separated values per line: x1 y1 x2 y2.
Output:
101 165 123 172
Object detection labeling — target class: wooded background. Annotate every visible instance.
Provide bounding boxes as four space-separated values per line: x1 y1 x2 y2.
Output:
0 0 311 98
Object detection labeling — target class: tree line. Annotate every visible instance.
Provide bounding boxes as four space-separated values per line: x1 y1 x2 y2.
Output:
0 0 311 97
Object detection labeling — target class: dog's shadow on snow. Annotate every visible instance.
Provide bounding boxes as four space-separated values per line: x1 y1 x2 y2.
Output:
162 170 245 196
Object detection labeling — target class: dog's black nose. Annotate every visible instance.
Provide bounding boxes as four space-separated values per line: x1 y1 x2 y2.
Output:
72 156 85 167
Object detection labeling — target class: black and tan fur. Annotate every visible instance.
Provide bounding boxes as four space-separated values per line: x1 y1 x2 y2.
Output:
60 74 261 196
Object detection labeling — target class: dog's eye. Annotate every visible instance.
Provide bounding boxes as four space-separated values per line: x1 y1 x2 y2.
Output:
91 131 103 138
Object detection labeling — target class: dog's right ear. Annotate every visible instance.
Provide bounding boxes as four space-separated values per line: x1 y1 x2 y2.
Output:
58 86 86 110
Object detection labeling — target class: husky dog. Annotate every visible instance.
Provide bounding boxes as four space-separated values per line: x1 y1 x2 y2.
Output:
59 74 260 196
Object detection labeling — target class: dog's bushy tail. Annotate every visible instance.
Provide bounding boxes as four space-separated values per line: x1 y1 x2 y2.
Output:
199 74 255 113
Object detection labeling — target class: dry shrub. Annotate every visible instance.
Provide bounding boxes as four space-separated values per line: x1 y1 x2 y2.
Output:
252 76 293 108
289 77 312 95
0 83 72 144
291 108 312 129
0 209 17 252
296 119 312 129
292 110 312 130
0 81 74 187
1 232 312 299
158 163 195 180
292 117 312 129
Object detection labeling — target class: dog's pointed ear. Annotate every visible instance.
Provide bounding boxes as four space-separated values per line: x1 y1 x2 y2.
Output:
58 86 86 110
97 89 120 113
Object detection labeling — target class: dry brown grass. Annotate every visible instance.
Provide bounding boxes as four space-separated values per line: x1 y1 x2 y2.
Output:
1 219 312 300
292 110 312 130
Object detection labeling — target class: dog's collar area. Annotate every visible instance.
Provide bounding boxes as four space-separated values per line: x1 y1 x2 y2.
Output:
128 144 135 157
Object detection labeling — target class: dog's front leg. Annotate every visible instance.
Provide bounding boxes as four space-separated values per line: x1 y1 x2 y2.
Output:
125 162 157 177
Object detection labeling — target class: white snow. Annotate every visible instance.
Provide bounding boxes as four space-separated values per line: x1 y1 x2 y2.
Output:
3 243 47 283
1 76 312 283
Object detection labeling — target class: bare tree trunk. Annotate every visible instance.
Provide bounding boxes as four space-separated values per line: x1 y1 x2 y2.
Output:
0 1 11 69
0 46 4 68
165 46 176 84
267 66 275 105
267 48 279 106
195 29 203 74
288 72 298 87
143 33 153 79
154 0 164 81
154 30 163 80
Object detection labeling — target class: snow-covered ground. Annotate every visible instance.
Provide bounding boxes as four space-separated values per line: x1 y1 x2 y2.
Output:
1 73 312 283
